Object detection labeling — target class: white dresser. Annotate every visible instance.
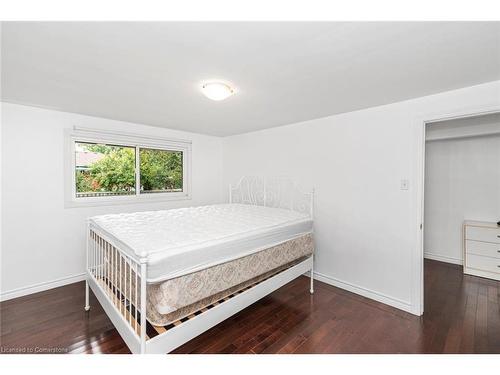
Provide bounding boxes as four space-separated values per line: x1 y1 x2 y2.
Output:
463 220 500 281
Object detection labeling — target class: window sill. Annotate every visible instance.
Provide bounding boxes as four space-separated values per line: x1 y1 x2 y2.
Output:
64 192 192 208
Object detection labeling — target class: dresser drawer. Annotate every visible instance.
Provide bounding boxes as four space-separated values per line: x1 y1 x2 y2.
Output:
465 226 500 244
466 240 500 259
466 254 500 274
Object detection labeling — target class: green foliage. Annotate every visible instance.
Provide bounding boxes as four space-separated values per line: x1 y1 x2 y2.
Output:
76 170 95 192
140 149 183 191
81 143 119 155
89 146 136 192
75 143 183 195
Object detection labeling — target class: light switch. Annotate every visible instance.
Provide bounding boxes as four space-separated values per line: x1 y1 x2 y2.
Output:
400 179 409 190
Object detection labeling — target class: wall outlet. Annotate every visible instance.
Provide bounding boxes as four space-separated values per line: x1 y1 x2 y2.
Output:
400 179 409 190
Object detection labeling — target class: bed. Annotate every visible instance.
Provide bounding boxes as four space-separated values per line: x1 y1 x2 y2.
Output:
84 176 314 354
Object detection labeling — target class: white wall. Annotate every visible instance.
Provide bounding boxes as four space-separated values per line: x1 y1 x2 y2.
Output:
0 103 224 300
424 115 500 265
223 81 500 315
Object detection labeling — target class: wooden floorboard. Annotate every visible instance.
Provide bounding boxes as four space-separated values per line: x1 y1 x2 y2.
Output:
1 259 499 354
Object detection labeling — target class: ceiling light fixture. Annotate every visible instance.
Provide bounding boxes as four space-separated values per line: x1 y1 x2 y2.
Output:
201 82 235 101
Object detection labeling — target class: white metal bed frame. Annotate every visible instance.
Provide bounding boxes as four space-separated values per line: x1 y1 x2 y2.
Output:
84 176 314 354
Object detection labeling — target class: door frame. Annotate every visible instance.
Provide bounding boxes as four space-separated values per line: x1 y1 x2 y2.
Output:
413 104 500 315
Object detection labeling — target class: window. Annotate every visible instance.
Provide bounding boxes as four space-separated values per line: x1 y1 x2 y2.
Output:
65 128 191 206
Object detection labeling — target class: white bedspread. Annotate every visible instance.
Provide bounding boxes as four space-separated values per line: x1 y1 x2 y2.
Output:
89 203 313 282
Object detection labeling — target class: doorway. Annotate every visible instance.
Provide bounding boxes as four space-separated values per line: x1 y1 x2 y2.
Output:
419 111 500 314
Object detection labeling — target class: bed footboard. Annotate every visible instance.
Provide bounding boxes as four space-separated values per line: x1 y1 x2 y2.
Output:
85 224 148 353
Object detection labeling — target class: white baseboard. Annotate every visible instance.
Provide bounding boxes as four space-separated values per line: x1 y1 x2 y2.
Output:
0 273 86 302
313 271 416 315
424 252 463 265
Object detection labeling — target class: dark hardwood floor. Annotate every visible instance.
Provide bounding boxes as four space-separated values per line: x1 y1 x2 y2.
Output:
1 259 499 354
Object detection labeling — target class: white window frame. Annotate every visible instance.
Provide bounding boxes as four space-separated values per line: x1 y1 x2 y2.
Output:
64 127 192 208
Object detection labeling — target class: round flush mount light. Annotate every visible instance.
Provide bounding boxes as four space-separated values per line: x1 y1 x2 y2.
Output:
201 82 235 101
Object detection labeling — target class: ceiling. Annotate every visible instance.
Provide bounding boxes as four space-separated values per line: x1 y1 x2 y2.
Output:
2 22 500 136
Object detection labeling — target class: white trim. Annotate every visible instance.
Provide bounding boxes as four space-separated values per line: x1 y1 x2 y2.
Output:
64 127 192 208
414 104 500 317
73 126 192 147
426 130 500 142
313 271 415 314
424 252 463 265
0 273 86 302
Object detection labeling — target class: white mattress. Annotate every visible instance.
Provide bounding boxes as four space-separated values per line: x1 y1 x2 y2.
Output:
89 203 313 283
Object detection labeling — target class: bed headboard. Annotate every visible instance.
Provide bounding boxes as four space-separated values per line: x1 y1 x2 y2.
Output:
229 176 314 218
